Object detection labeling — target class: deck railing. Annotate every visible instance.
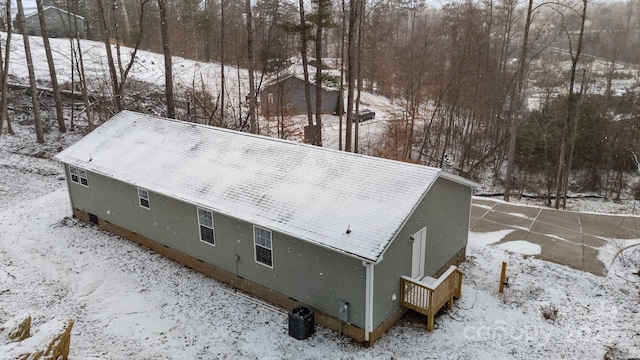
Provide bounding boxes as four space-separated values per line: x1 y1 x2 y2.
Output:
400 265 463 331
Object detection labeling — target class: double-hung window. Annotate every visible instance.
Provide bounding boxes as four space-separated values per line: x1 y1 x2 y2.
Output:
198 208 215 246
254 226 273 268
79 169 89 187
69 166 79 184
138 188 150 209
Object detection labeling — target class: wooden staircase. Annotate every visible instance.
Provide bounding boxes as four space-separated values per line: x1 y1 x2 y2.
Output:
400 266 463 331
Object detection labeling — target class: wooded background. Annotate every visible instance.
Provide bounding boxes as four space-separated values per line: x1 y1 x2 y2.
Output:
1 0 640 207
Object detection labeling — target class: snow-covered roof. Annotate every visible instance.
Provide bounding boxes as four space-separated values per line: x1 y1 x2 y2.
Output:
23 6 84 20
55 111 477 263
264 58 342 91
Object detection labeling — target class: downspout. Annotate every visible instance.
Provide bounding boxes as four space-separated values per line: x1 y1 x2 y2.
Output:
63 163 74 215
467 188 474 232
363 261 374 342
465 188 474 265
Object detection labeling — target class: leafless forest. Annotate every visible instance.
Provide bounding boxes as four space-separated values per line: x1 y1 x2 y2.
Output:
1 0 640 208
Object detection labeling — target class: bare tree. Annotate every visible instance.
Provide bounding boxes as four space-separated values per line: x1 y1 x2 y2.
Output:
66 0 94 130
36 0 66 133
354 0 365 153
158 0 175 118
554 0 588 209
16 0 45 143
97 0 123 111
632 151 640 174
298 0 314 134
0 0 13 135
220 0 226 125
119 0 132 37
246 0 258 133
504 0 534 201
338 0 346 150
345 0 361 152
115 0 150 107
309 0 334 146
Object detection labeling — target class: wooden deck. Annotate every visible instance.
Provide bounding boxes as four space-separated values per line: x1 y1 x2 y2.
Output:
400 266 463 331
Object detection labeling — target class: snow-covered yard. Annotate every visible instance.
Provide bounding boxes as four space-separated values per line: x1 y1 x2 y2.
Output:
1 133 639 358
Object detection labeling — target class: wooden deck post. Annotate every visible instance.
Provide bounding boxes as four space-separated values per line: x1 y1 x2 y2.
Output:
499 262 507 293
427 290 434 331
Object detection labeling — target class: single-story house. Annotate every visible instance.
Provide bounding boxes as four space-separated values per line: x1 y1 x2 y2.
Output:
18 6 86 39
55 111 478 344
260 75 343 117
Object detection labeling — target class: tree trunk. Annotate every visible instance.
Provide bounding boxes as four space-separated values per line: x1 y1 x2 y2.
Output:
69 0 93 131
0 1 13 135
158 0 175 118
0 42 5 135
345 0 360 152
116 0 150 105
36 0 66 133
204 0 213 62
220 0 226 125
298 0 314 130
97 0 122 111
313 0 326 146
354 0 365 153
16 0 45 143
563 70 588 208
338 0 346 150
504 0 533 202
120 0 132 37
189 4 199 59
245 0 257 134
555 0 587 209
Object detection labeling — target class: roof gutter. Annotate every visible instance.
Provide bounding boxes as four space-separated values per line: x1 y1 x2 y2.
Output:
438 171 481 190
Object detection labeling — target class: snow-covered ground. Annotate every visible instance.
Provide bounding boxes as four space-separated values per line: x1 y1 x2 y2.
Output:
1 140 639 359
1 32 249 113
1 31 640 359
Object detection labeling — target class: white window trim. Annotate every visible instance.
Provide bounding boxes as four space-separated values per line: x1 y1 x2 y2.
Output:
78 169 89 187
267 93 274 103
138 188 150 210
69 165 79 184
253 225 273 269
197 208 215 247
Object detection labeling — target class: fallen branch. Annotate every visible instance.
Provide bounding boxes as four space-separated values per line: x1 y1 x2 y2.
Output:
8 82 97 101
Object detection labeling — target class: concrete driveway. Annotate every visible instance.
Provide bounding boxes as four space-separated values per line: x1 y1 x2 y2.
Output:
470 198 640 276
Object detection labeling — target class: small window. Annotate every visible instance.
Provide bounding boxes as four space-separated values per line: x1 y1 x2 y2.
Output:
268 93 274 103
198 208 215 246
69 166 79 183
79 169 89 187
254 226 273 268
138 188 150 209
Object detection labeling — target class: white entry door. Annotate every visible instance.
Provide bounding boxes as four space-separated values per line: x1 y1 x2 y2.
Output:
411 227 427 279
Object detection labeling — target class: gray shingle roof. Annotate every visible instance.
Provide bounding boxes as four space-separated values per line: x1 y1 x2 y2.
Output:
55 111 477 262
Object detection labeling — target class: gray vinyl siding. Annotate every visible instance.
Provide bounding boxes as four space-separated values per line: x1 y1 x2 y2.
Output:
260 77 341 116
64 165 367 328
256 231 366 327
372 177 472 329
421 178 471 274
